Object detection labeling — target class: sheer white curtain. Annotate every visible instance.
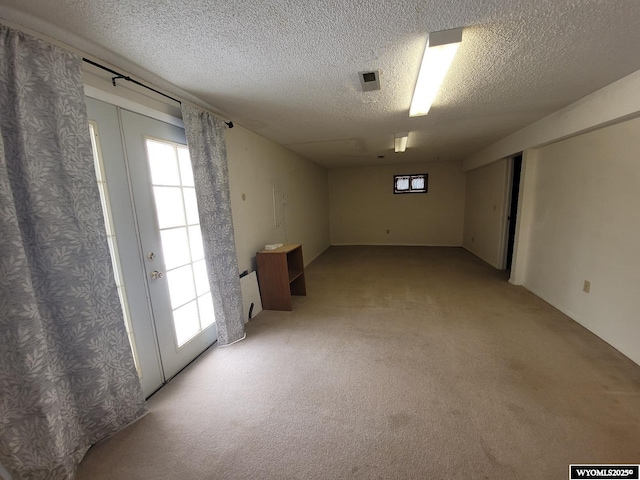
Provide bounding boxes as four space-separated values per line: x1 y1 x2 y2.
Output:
0 25 146 479
181 104 245 346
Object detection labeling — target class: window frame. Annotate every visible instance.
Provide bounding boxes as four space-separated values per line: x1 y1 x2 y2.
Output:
393 173 429 194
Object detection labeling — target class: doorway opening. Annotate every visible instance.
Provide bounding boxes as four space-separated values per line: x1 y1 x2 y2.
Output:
505 154 522 271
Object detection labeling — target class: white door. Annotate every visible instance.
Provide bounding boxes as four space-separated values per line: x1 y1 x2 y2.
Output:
120 110 217 380
86 98 217 395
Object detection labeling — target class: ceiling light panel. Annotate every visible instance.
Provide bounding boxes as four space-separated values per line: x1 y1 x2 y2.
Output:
394 132 409 153
409 28 463 117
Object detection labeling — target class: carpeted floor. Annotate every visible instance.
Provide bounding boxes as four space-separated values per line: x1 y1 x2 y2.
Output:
77 246 640 479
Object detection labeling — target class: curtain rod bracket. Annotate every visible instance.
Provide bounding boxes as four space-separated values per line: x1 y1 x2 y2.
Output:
111 74 130 87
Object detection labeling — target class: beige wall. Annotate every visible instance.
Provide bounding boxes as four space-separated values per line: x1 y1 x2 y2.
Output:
329 161 465 246
226 125 330 272
520 117 640 365
462 158 510 268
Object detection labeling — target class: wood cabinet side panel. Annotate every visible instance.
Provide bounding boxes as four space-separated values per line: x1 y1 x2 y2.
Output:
256 252 292 310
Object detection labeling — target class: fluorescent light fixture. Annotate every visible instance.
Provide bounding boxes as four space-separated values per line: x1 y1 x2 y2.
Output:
409 27 463 117
394 132 409 153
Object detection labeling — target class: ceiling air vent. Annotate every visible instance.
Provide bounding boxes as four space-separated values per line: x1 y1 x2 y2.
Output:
359 70 380 92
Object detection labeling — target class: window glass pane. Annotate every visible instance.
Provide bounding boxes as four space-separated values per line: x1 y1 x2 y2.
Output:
173 300 200 346
160 227 190 270
153 186 186 228
193 259 210 296
184 188 200 225
395 176 409 191
395 174 427 194
177 146 195 187
411 176 425 190
189 225 205 261
167 264 196 309
147 140 180 186
198 293 216 328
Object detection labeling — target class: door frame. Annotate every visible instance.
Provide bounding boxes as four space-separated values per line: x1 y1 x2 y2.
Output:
85 74 224 391
87 97 217 397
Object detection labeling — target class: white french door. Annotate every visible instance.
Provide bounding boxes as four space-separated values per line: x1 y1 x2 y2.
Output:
120 110 217 380
86 97 217 396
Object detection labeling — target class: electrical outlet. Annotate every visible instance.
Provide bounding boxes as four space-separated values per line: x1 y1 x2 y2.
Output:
583 280 591 293
386 229 390 234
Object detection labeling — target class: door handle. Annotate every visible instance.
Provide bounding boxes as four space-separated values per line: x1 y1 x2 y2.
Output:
150 270 164 280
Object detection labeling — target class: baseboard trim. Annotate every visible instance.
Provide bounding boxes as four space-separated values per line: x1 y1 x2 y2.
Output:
304 244 331 266
523 283 640 367
329 243 463 247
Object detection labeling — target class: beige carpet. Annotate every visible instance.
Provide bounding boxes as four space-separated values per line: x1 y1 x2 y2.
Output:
77 246 640 479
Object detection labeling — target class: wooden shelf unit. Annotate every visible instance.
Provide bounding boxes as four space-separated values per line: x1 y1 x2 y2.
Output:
256 244 306 311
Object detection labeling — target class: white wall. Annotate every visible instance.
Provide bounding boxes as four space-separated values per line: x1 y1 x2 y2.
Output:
461 68 640 365
226 126 330 273
329 161 465 246
462 158 509 268
520 117 640 365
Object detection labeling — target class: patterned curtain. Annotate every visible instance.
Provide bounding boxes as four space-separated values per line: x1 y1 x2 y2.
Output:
181 104 245 346
0 25 146 479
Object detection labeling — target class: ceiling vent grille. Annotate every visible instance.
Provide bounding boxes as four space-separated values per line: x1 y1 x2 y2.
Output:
359 70 380 92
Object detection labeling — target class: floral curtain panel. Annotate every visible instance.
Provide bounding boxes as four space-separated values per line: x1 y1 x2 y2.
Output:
0 25 146 479
181 104 245 346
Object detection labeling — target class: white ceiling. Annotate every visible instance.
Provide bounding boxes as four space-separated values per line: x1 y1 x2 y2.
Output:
2 0 640 168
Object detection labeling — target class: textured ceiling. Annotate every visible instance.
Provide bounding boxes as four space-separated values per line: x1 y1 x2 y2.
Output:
2 0 640 168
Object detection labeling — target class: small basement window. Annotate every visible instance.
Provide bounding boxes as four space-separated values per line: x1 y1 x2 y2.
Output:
394 174 428 194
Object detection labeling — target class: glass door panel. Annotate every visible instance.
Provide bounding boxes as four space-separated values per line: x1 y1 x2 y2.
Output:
146 138 216 347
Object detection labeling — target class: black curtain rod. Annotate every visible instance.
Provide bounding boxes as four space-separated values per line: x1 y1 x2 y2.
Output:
82 58 233 128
